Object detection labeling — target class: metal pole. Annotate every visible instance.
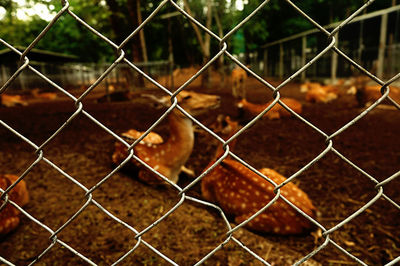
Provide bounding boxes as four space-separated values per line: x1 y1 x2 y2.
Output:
301 36 307 81
279 43 284 79
263 48 268 78
377 13 388 78
331 32 339 83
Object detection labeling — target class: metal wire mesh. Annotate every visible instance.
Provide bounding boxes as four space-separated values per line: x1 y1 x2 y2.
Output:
1 0 400 265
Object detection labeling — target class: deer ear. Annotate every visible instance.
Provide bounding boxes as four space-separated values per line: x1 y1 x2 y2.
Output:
158 95 172 108
141 94 171 109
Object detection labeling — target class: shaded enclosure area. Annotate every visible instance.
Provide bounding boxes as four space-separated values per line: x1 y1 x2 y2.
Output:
0 76 399 265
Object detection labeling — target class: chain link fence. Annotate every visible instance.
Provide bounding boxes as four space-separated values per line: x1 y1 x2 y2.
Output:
1 0 400 265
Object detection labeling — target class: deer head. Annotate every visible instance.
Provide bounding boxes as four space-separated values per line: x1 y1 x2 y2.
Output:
113 90 220 185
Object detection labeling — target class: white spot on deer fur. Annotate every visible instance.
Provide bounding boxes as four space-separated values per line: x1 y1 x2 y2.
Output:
144 157 150 162
255 191 260 196
230 192 235 197
273 227 280 233
160 150 165 155
241 203 246 209
285 225 291 231
289 196 296 202
297 191 303 197
288 211 295 217
154 165 160 171
247 185 252 190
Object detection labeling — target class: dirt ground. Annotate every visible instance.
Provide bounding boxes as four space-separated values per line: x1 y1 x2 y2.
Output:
1 71 400 265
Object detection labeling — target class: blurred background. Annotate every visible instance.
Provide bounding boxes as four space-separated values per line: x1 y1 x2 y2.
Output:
1 0 399 93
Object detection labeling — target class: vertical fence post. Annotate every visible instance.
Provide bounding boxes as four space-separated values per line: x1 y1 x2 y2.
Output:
263 48 268 78
377 13 388 79
301 36 307 81
0 65 7 87
279 43 284 79
331 32 339 83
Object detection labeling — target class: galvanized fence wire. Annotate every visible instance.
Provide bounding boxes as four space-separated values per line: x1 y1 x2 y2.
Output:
0 0 400 265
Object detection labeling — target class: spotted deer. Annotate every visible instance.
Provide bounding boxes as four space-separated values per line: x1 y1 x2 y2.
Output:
113 90 220 185
0 174 29 235
201 116 316 234
237 98 302 120
231 66 248 99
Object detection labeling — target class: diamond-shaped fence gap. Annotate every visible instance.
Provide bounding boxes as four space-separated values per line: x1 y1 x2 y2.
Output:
331 108 400 183
1 98 79 148
294 32 338 80
0 126 40 174
339 198 400 264
226 232 321 265
24 107 127 187
293 151 400 264
320 199 400 265
39 203 140 265
122 198 230 264
0 218 61 265
19 160 90 228
235 114 325 172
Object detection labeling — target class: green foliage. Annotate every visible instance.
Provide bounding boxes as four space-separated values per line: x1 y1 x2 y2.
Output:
0 0 397 64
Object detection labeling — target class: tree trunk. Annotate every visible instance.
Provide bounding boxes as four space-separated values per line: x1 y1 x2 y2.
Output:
137 0 148 63
182 0 213 88
127 0 145 87
214 6 225 85
105 0 127 44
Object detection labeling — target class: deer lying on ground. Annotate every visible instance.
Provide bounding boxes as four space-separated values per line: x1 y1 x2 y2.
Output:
301 80 342 103
0 94 28 107
0 174 29 235
113 90 220 185
231 66 248 99
349 76 400 107
116 129 195 176
201 116 317 234
237 98 302 120
31 88 57 101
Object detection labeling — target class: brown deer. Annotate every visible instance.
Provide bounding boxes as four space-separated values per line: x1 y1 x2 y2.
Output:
237 98 302 120
113 90 220 185
201 116 317 234
301 80 342 103
0 174 29 235
350 76 400 107
0 94 28 107
231 66 248 99
31 88 57 100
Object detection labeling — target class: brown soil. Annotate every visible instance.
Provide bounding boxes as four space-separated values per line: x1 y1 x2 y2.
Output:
1 73 399 265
